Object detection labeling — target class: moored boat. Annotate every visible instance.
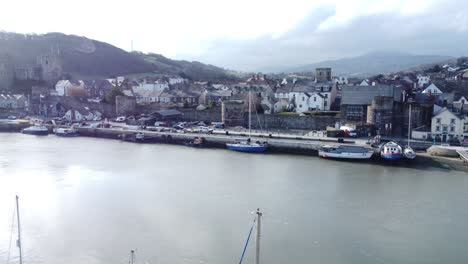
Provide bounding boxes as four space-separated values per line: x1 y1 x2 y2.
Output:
185 136 205 148
226 140 268 153
119 132 146 143
404 146 416 159
22 125 49 135
380 141 403 160
404 104 417 160
319 145 374 159
54 127 79 137
226 92 268 153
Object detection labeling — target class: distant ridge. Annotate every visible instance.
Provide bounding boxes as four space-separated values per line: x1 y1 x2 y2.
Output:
0 32 235 81
269 51 454 77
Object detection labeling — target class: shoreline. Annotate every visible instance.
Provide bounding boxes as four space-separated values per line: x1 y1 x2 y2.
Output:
2 120 468 173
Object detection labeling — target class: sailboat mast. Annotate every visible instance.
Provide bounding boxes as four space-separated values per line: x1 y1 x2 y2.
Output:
129 249 135 264
408 104 411 147
255 208 262 264
249 92 252 137
16 195 23 264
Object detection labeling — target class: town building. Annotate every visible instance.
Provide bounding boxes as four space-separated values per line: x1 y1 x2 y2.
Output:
417 75 431 87
340 85 402 135
421 83 443 95
0 94 27 109
431 107 467 143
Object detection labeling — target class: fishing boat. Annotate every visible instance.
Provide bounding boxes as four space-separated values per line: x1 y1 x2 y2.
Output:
54 127 79 137
319 145 374 159
119 132 146 143
380 141 403 160
22 124 49 135
404 104 416 159
226 92 268 153
185 136 205 148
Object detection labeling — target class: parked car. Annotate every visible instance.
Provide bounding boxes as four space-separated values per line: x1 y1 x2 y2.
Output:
115 116 126 122
7 115 17 120
211 122 225 129
197 126 213 133
93 116 102 121
154 121 167 127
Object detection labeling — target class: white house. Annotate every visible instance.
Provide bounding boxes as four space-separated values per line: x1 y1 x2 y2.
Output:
333 76 348 85
422 83 443 95
453 96 468 110
290 91 327 113
132 81 168 104
107 76 125 87
168 77 185 85
359 79 370 86
431 107 467 142
417 75 431 87
0 94 25 109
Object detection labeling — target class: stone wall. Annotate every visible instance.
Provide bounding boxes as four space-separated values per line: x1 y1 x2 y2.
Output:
180 108 222 123
251 114 339 130
116 96 136 116
179 108 339 130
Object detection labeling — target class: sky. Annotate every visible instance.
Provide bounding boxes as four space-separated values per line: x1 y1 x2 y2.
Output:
1 0 467 71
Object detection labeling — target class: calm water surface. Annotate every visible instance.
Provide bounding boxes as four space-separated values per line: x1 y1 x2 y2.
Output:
1 134 468 264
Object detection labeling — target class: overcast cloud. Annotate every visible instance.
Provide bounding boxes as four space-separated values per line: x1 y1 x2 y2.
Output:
1 0 467 71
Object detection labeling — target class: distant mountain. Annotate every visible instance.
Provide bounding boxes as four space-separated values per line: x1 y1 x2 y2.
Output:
274 51 454 77
0 32 235 81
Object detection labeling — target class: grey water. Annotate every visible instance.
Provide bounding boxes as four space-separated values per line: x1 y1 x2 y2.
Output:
1 133 468 264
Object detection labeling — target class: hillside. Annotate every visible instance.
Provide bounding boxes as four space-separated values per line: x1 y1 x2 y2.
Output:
275 51 454 77
0 32 235 81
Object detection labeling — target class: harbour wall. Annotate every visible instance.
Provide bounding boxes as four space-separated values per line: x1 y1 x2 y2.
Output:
180 109 339 130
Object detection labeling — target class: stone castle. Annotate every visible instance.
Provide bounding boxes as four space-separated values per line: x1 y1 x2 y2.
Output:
0 45 63 90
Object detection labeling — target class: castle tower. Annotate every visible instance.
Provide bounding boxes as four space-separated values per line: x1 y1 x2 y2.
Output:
315 67 332 83
0 55 14 90
37 44 63 82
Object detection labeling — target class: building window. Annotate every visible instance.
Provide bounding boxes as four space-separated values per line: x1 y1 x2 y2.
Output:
436 118 441 124
436 126 440 131
346 105 363 121
443 126 448 132
299 104 302 108
451 118 456 124
314 97 316 102
302 97 305 101
324 94 328 98
324 101 327 107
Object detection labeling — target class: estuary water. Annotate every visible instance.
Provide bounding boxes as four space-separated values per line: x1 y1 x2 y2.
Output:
1 133 468 264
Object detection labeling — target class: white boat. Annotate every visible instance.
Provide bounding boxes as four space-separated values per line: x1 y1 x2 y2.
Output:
319 145 374 159
380 141 403 161
404 104 416 159
226 92 268 153
54 127 79 137
404 147 416 159
22 124 49 135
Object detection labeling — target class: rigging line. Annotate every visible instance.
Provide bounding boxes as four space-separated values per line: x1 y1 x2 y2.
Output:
238 217 256 264
6 206 16 264
254 101 264 133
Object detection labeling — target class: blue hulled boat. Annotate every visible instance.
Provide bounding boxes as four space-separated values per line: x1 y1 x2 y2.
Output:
226 140 268 153
380 141 403 161
226 92 268 153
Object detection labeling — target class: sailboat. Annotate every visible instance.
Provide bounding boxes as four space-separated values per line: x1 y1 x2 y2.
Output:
6 196 24 264
404 104 416 159
226 92 268 153
238 208 262 264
